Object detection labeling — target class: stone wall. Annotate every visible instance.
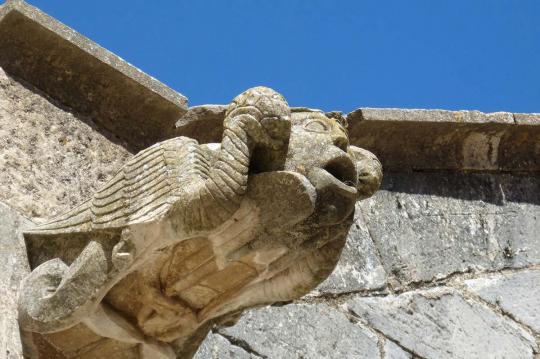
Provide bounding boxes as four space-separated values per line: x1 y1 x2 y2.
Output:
0 67 132 221
195 171 540 358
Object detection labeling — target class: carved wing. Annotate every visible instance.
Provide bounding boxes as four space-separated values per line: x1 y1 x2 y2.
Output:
26 137 205 236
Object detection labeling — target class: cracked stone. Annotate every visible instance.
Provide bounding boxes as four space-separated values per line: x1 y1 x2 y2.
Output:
383 339 411 359
347 287 538 359
194 332 261 359
464 269 540 333
316 202 387 294
217 303 380 359
359 171 540 287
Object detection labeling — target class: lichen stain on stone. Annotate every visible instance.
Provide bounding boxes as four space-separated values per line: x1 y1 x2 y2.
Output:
462 131 504 170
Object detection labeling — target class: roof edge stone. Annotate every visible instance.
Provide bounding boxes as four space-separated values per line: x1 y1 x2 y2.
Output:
0 0 187 108
0 0 188 151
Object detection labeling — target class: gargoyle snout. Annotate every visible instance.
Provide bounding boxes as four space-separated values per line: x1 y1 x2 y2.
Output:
348 146 383 200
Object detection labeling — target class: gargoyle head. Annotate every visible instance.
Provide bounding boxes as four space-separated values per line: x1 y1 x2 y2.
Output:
283 108 382 226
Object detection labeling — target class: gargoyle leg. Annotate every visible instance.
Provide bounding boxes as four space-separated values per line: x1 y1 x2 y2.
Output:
19 228 139 334
19 241 110 333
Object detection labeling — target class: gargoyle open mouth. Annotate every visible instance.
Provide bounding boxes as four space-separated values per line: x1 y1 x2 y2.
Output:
306 154 358 225
322 155 358 198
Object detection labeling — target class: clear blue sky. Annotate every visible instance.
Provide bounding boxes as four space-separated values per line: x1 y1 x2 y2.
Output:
21 1 540 113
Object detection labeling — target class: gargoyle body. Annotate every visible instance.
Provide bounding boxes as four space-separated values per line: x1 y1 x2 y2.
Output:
19 87 382 358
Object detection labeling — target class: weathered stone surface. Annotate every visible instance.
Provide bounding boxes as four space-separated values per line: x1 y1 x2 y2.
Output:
383 339 411 359
514 112 540 125
358 171 540 287
194 332 260 359
218 303 381 359
488 175 540 267
347 108 540 171
464 269 540 333
352 108 514 125
0 0 187 151
0 66 132 220
175 105 227 144
347 287 538 359
0 202 32 359
317 202 387 294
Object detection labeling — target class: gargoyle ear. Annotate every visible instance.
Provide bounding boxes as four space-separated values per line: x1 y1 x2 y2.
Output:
348 146 383 200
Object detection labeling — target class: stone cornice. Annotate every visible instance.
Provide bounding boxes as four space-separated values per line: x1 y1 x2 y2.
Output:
175 106 539 172
0 0 188 151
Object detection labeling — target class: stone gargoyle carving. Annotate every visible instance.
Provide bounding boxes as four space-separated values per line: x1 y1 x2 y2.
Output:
18 87 382 358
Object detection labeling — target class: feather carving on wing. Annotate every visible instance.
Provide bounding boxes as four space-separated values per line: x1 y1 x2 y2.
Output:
27 137 208 236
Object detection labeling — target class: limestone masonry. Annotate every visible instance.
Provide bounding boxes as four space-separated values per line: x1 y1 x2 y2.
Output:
0 1 539 359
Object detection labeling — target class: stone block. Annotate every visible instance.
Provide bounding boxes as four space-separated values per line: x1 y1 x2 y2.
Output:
347 108 540 171
217 303 380 359
514 113 540 125
358 171 540 287
175 105 227 144
347 287 538 359
194 332 260 359
317 202 387 294
383 339 411 359
464 269 540 333
351 108 514 125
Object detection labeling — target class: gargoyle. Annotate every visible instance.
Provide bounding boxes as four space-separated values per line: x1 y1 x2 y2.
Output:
18 87 382 358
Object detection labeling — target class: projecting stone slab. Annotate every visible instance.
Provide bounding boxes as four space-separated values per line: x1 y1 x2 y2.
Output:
0 202 32 359
0 0 187 151
317 202 387 294
174 106 540 171
347 108 540 171
351 108 514 125
218 303 380 359
514 112 540 125
175 105 227 144
0 66 132 220
464 269 540 333
347 287 538 359
358 171 540 287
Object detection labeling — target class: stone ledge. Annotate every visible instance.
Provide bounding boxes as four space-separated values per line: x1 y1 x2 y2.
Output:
347 108 540 172
175 104 227 144
0 0 188 151
173 105 539 172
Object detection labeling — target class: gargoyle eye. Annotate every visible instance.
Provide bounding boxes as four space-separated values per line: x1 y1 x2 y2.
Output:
304 119 329 133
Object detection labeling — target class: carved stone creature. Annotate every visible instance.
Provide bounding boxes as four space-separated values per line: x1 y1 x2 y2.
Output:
18 87 382 358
